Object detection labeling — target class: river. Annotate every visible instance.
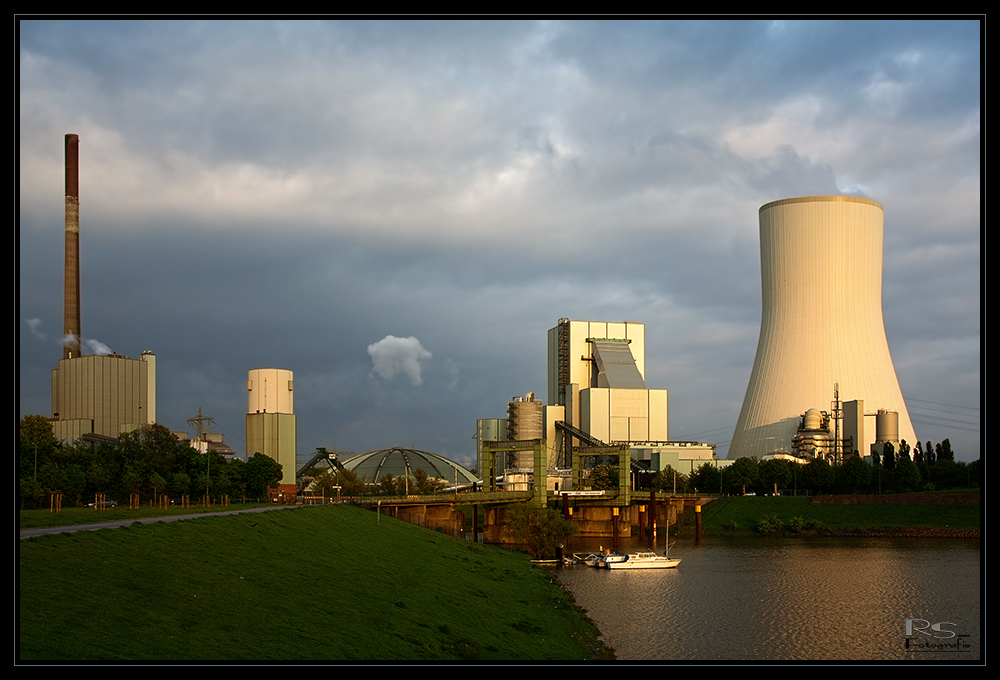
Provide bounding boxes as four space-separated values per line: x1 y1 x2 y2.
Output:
554 535 981 662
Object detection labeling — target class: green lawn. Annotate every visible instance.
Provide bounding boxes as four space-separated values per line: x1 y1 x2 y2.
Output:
18 504 612 662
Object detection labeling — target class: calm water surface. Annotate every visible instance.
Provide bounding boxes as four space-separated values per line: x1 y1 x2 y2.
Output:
555 535 981 662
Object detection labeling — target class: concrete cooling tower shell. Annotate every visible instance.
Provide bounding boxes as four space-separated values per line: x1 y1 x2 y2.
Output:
729 196 917 459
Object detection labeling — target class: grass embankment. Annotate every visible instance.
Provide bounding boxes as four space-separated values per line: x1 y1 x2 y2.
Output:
18 501 276 530
18 504 613 662
681 493 980 537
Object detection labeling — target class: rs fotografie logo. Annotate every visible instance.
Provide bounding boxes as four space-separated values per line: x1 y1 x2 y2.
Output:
904 619 972 653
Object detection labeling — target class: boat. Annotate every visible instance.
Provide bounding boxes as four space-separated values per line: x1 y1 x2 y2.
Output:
603 551 680 570
573 552 608 567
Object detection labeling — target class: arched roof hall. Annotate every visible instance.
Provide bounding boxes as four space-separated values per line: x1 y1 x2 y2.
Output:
342 447 479 485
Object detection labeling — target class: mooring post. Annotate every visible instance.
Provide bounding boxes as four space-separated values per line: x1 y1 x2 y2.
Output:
695 504 702 545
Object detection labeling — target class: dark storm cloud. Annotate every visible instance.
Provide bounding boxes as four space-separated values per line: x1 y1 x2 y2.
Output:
19 18 980 466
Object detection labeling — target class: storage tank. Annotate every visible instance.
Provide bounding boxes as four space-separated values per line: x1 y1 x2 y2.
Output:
507 392 544 441
875 409 900 443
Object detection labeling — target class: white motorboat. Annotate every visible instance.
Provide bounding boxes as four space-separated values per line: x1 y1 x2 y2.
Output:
603 551 680 569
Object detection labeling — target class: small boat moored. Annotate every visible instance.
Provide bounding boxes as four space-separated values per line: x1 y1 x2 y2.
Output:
603 551 680 569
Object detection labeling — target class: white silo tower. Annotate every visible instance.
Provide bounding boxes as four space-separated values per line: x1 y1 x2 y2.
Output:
246 368 297 490
729 196 917 460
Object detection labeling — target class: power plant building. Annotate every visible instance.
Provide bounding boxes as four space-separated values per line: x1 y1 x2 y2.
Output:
48 133 158 442
729 196 917 460
547 319 668 444
51 351 157 441
245 368 297 490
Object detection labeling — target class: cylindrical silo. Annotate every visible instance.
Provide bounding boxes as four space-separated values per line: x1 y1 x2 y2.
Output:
729 196 917 459
875 409 899 443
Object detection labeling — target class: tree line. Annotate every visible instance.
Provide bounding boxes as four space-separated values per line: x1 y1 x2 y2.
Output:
18 415 283 509
586 438 979 497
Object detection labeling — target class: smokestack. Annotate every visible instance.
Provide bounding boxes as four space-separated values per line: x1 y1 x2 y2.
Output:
63 133 81 360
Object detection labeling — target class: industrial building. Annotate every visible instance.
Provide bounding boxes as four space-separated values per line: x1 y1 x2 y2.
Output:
547 319 669 446
476 318 718 490
729 196 918 461
51 351 157 441
48 133 158 442
245 368 298 494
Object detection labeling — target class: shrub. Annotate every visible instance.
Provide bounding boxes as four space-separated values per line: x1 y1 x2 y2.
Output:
756 514 783 535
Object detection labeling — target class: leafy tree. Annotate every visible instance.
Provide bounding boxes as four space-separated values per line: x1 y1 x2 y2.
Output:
938 438 955 461
502 504 579 559
587 464 620 490
116 424 187 481
19 478 46 509
840 454 872 493
801 458 835 494
689 462 721 493
880 442 896 472
169 471 192 498
19 414 58 450
926 458 967 490
413 468 446 495
19 415 60 483
149 471 167 498
379 473 398 495
898 440 911 462
63 464 88 505
759 458 792 494
893 455 922 492
313 466 366 497
245 452 283 499
649 465 687 492
725 457 759 495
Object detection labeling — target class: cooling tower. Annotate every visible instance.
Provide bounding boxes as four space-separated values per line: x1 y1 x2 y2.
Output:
729 196 917 459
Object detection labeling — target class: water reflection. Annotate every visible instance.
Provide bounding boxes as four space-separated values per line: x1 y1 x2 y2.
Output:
555 536 980 662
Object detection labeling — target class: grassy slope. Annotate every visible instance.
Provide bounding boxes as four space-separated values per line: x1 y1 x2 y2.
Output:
685 495 980 535
18 502 276 530
18 505 612 662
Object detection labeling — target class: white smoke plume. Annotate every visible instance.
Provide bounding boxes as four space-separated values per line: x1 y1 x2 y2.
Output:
26 318 45 340
367 335 432 386
85 338 113 356
59 333 113 356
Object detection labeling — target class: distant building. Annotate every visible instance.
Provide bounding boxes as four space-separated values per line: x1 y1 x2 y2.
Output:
50 350 156 441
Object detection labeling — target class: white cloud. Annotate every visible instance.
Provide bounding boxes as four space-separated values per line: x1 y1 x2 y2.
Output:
367 335 433 386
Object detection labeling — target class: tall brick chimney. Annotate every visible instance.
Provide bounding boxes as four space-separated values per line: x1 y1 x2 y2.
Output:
63 133 81 360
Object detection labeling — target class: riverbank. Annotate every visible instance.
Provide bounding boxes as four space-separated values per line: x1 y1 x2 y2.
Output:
18 504 614 662
677 492 980 539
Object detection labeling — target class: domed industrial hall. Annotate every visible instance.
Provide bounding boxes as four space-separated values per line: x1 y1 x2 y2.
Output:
342 447 479 487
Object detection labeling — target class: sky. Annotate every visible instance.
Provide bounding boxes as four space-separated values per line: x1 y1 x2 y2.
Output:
18 18 982 471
